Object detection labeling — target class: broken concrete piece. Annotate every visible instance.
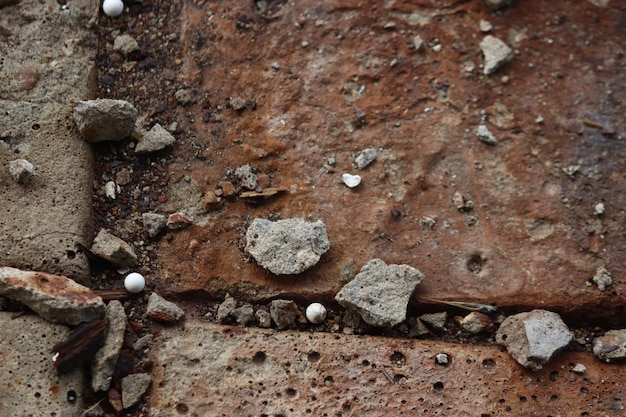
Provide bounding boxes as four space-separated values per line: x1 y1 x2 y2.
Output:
593 329 626 362
476 124 498 145
591 266 612 291
9 158 35 183
270 299 300 330
73 99 138 143
147 293 185 323
91 300 127 392
113 34 139 56
335 259 425 327
166 211 193 230
496 310 573 371
419 312 448 332
480 35 513 75
255 309 272 328
216 293 237 323
142 212 167 238
233 304 255 326
458 311 494 334
121 373 152 409
245 218 330 275
90 229 138 267
235 164 258 190
354 147 377 169
135 123 176 154
0 266 104 325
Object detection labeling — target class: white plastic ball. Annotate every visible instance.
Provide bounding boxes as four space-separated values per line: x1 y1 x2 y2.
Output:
124 272 145 293
102 0 124 17
305 303 327 324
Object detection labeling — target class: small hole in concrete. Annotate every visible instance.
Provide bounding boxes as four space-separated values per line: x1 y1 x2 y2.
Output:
324 376 334 387
482 358 496 369
433 381 444 391
549 371 558 382
67 390 76 403
519 396 527 402
66 250 76 259
252 351 267 364
467 253 485 274
390 351 406 366
307 351 320 362
361 360 370 366
285 388 297 397
176 403 189 413
581 387 589 394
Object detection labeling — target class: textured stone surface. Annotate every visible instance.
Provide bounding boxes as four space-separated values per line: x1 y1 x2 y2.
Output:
146 293 185 323
149 321 626 416
8 158 35 183
245 218 330 275
496 310 573 371
135 123 176 154
91 300 127 392
113 34 139 56
73 99 138 143
0 312 86 416
90 229 138 267
336 259 424 327
142 212 167 238
269 299 300 330
592 329 626 362
0 266 105 325
121 373 152 409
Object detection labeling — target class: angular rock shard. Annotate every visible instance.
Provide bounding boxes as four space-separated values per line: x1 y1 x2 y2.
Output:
72 99 138 143
135 123 176 154
147 293 185 323
495 310 573 371
335 259 425 327
91 300 127 392
593 329 626 362
480 35 513 75
90 229 138 268
0 266 105 325
245 218 330 275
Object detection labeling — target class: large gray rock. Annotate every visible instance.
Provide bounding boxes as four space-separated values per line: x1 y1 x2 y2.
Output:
495 310 573 371
593 329 626 362
135 123 176 154
480 35 513 75
0 312 86 416
245 218 331 275
73 99 138 143
121 373 152 409
335 259 425 327
90 229 138 267
0 266 105 325
91 300 127 392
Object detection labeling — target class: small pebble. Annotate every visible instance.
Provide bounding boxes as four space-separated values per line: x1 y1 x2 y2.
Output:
124 272 145 293
13 67 40 90
594 202 605 216
342 173 362 188
479 20 493 32
102 0 124 17
572 363 586 374
435 353 449 365
305 303 327 324
9 159 35 183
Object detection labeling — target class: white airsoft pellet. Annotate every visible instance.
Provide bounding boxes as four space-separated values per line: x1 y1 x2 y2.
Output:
305 303 327 324
102 0 124 17
124 272 145 293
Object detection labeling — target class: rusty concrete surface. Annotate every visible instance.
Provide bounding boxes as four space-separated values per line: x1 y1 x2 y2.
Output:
150 321 626 416
143 0 626 322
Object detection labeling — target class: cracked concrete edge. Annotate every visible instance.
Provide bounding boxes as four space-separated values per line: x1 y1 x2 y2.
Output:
0 0 100 284
149 321 626 416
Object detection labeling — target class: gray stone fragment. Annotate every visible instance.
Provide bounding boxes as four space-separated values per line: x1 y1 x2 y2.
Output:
495 310 573 371
335 259 425 327
572 363 587 374
435 353 449 365
147 293 185 323
121 373 152 409
91 300 127 392
9 158 35 183
235 164 258 190
256 309 272 328
73 99 138 143
270 299 299 329
354 147 377 169
166 211 193 230
246 218 331 275
233 304 255 325
135 123 176 154
133 334 154 352
0 313 85 416
409 318 430 337
476 124 497 145
480 35 513 75
0 266 105 325
90 229 138 267
483 0 513 10
458 311 494 334
217 293 237 323
591 266 612 291
419 312 448 332
142 212 167 238
175 89 193 105
593 329 626 362
113 34 139 56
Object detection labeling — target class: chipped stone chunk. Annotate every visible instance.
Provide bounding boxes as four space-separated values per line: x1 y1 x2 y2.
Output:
9 159 35 183
142 212 167 238
476 124 497 145
335 259 424 327
121 373 151 409
113 34 139 56
246 218 330 275
135 123 176 154
73 99 138 143
0 266 104 325
90 229 137 268
354 147 377 169
147 293 185 323
591 266 612 291
91 300 127 392
270 299 300 330
593 329 626 362
480 35 513 75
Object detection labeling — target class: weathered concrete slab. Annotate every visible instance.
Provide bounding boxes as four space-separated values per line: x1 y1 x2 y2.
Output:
150 322 626 416
0 312 86 416
0 0 98 283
